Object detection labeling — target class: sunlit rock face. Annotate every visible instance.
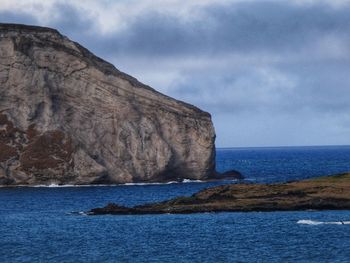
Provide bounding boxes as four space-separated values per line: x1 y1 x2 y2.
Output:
0 23 216 185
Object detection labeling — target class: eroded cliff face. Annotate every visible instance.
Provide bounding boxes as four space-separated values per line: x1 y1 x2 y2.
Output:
0 24 216 185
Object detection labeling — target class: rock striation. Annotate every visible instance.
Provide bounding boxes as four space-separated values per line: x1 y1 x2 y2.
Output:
89 173 350 214
0 23 216 185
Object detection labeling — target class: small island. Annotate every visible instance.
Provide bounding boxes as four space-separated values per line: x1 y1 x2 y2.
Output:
89 173 350 215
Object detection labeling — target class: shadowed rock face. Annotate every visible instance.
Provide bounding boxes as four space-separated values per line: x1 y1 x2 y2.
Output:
0 23 216 185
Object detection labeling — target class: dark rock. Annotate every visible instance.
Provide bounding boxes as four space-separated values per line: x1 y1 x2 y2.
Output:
90 203 135 215
211 170 244 180
88 173 350 215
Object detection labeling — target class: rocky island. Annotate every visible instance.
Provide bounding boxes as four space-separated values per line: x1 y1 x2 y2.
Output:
89 173 350 214
0 23 217 186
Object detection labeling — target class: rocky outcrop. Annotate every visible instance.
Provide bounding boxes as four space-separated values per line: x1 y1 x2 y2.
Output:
0 23 216 185
89 173 350 214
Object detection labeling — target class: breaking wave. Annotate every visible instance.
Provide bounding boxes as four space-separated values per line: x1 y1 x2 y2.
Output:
297 220 350 225
6 178 210 188
67 211 92 216
123 179 204 185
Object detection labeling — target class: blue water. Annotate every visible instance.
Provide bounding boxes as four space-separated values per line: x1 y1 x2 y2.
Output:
217 145 350 183
2 146 350 262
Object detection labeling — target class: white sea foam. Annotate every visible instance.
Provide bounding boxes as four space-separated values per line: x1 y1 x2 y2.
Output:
124 181 178 186
34 184 91 188
297 220 323 225
123 179 204 185
49 183 65 187
67 211 90 216
297 220 350 225
5 178 208 188
1 176 237 188
78 211 88 216
182 179 203 183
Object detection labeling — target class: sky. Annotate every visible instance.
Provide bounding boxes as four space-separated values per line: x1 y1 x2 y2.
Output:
1 0 350 147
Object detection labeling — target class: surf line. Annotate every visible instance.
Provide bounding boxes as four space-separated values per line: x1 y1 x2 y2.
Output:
297 220 350 225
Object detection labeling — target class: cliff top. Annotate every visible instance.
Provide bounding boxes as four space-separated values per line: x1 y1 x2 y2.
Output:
0 23 60 34
0 23 210 117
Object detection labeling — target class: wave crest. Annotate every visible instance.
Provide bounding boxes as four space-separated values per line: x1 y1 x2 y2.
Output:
297 220 350 225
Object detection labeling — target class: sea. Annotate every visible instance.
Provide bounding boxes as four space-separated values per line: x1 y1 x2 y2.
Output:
2 146 350 263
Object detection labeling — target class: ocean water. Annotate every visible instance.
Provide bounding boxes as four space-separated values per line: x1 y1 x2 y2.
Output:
1 146 350 263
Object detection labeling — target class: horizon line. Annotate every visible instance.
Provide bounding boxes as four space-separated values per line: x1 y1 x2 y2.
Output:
216 144 350 149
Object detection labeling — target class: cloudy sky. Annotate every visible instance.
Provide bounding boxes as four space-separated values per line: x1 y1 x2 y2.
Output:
1 0 350 147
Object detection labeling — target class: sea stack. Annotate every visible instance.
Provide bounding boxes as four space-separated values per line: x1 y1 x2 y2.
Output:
0 24 216 186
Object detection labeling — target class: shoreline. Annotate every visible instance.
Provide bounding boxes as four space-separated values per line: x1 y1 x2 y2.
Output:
0 178 241 188
0 169 244 188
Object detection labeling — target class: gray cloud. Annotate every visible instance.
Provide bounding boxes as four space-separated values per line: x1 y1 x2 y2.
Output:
1 1 350 147
0 11 38 25
47 3 93 36
75 1 350 57
4 1 350 59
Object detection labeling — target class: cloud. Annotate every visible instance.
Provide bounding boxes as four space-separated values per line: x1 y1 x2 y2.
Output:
61 1 350 57
2 1 350 57
1 0 350 147
0 10 38 25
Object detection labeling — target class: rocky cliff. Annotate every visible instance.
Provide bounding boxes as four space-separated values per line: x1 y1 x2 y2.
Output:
0 23 216 186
